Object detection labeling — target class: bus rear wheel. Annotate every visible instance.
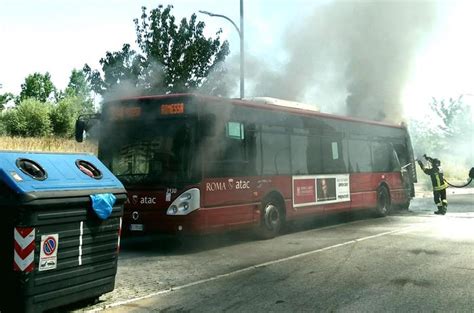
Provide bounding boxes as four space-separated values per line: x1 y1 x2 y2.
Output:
256 198 284 239
375 186 391 217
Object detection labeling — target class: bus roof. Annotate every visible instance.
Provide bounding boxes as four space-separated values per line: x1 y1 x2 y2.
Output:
112 93 406 130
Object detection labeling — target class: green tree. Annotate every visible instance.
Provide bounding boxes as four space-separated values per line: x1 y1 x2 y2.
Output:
18 72 56 103
64 69 95 113
4 98 52 137
0 112 7 135
135 5 230 94
84 44 144 96
84 5 229 96
0 112 7 136
65 69 89 97
0 92 14 111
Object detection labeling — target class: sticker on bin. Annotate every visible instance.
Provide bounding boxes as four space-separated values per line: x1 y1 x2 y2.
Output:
10 171 23 182
13 227 35 272
39 234 59 271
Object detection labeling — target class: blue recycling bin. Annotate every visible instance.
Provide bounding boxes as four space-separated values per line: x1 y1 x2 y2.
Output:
0 151 127 313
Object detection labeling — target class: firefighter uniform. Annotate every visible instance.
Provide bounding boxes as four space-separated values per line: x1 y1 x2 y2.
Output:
417 159 448 214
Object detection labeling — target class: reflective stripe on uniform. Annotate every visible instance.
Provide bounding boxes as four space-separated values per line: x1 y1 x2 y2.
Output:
434 183 448 191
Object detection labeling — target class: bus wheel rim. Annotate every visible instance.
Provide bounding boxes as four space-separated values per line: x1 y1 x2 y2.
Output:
264 204 279 230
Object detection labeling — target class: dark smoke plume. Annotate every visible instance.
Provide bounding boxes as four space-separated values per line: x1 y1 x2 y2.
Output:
249 0 438 122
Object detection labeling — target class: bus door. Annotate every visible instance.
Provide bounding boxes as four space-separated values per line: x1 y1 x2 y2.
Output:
392 143 413 200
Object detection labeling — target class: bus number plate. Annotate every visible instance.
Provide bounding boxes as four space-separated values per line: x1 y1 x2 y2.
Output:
130 224 144 231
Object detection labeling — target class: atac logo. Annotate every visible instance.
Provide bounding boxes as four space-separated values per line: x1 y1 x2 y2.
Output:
206 178 250 192
132 195 139 204
127 194 156 205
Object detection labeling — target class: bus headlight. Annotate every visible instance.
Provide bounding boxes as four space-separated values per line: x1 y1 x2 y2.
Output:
166 188 200 215
179 193 192 201
169 205 178 214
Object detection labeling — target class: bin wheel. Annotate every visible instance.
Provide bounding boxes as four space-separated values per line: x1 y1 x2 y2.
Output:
78 296 100 307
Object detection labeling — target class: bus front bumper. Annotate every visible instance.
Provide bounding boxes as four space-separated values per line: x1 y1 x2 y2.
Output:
122 209 204 235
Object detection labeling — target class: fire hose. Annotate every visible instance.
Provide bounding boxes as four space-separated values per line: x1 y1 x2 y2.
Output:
444 167 474 188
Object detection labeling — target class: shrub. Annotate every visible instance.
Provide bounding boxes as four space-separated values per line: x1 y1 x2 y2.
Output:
50 96 81 137
0 113 7 136
4 98 52 137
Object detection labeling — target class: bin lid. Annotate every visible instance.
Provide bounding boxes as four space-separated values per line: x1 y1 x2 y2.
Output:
0 151 125 196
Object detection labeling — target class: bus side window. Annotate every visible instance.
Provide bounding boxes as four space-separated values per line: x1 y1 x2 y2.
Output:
226 121 244 140
246 124 259 176
223 121 245 161
372 141 395 172
307 136 322 174
291 134 309 175
261 128 290 175
348 139 372 173
204 121 254 177
321 137 346 174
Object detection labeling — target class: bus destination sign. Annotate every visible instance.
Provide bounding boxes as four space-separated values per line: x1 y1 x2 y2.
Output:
110 106 142 120
161 103 184 115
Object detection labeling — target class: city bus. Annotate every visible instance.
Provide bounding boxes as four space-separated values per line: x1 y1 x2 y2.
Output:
76 93 417 239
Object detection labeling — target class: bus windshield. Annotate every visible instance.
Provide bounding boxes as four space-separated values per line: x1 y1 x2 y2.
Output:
100 119 197 186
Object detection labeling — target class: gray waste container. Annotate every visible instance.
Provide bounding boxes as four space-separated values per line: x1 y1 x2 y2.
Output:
0 151 127 313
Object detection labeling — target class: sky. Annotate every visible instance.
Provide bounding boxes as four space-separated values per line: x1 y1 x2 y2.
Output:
1 0 473 120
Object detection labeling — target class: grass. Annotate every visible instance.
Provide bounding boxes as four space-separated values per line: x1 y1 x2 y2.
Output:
0 136 97 155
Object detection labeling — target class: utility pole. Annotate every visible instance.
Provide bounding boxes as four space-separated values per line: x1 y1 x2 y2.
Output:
200 0 245 99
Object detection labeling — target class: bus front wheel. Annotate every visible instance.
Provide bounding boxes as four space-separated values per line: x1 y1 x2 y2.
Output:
375 186 391 217
257 198 284 239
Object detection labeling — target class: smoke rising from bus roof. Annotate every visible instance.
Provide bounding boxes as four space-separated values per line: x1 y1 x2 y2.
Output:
246 0 438 123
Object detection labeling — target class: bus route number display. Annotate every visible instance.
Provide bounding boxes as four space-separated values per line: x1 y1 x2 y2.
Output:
161 103 184 115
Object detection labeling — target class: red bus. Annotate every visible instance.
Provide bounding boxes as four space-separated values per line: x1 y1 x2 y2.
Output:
76 93 417 238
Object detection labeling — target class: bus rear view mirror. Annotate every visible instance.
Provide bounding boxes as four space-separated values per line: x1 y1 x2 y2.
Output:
75 114 101 142
200 114 216 137
75 119 86 142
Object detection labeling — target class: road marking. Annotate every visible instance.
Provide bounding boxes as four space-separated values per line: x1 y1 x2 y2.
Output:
117 217 377 262
90 225 416 312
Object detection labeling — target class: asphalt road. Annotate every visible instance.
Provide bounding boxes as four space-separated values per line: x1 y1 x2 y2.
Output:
69 193 473 313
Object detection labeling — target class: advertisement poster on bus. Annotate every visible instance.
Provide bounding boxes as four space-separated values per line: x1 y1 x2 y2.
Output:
293 174 350 208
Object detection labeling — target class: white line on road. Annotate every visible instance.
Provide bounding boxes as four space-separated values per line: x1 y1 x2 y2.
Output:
89 225 416 312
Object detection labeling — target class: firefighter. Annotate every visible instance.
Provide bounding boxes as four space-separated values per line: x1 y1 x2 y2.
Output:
417 155 448 215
